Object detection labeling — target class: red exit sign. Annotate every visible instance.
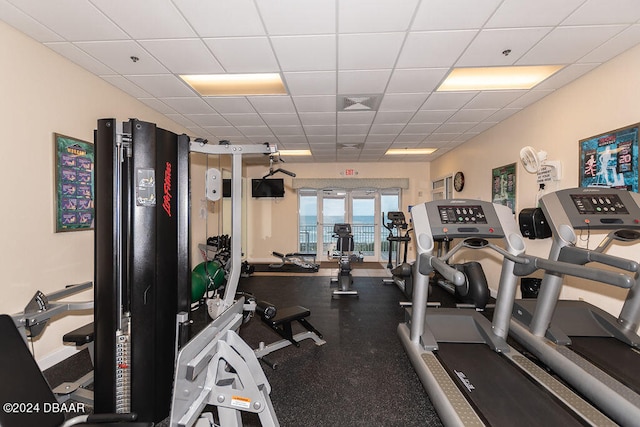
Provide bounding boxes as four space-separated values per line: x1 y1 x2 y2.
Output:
345 169 355 176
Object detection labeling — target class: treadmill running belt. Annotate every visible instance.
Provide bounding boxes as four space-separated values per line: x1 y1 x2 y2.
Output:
569 336 640 394
437 343 584 427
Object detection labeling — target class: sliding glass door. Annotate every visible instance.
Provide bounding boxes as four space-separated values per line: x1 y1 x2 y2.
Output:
298 188 400 262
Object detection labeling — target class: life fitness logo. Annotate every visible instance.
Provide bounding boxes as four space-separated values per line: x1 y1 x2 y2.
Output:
162 161 172 217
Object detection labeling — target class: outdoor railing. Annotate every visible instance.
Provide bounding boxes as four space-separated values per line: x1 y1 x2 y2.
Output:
299 224 392 259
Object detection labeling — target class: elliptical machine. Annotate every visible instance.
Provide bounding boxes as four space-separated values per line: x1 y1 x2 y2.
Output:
430 238 491 310
330 223 361 297
381 212 413 298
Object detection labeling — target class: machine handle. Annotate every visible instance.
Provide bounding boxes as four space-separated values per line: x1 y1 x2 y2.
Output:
419 254 466 287
559 246 639 273
514 255 634 289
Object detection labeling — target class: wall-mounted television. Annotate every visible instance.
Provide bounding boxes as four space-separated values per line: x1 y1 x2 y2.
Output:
251 178 285 198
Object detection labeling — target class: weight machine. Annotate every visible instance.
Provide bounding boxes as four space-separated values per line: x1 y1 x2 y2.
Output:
94 119 280 426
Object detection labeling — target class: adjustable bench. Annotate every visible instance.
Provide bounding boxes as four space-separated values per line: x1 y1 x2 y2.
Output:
254 304 326 369
53 323 95 405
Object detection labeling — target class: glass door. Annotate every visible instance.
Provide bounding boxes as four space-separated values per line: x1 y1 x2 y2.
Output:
321 193 347 259
299 188 401 262
350 191 378 261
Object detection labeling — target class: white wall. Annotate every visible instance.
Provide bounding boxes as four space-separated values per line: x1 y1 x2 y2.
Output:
0 21 204 367
430 43 640 317
243 161 431 262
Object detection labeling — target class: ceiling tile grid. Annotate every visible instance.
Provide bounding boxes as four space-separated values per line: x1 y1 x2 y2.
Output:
2 0 640 162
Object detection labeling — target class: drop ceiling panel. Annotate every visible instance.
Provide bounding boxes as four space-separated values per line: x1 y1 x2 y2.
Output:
0 0 63 42
75 41 168 74
185 114 230 127
456 28 553 67
101 75 152 98
271 35 336 71
293 96 337 112
338 33 405 70
337 111 376 125
580 24 640 63
161 97 216 114
486 0 585 28
411 110 456 123
5 0 640 163
139 39 224 74
387 68 449 93
260 113 301 126
204 37 279 73
223 113 266 126
5 0 127 41
304 125 337 136
299 113 336 126
421 92 477 110
172 0 265 37
464 91 526 109
91 0 196 39
535 63 598 90
338 70 392 94
204 97 257 114
378 93 428 112
256 0 336 35
284 72 337 96
45 42 115 75
397 31 477 68
519 25 627 64
412 0 502 31
563 0 640 25
126 75 195 98
374 111 416 124
248 96 297 114
338 0 419 33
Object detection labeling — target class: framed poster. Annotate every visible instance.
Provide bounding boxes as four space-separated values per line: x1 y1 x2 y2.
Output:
492 163 516 214
54 133 94 232
579 123 639 192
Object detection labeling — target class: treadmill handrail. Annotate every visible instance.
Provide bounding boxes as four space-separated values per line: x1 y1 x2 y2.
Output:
448 240 634 290
558 245 639 273
419 253 466 286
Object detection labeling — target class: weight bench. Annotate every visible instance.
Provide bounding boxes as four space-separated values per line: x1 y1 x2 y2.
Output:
52 323 95 405
269 251 319 271
0 314 148 427
254 303 326 369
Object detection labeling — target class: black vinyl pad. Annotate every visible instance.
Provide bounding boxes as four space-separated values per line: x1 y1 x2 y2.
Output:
0 314 65 427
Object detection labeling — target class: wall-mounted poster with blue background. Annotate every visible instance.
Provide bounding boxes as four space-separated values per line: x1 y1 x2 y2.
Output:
55 133 94 232
579 123 639 192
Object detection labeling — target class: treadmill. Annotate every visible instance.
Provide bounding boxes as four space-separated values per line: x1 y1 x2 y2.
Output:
511 187 640 425
398 199 628 426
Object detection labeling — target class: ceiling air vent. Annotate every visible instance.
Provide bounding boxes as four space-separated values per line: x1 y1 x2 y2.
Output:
338 94 381 112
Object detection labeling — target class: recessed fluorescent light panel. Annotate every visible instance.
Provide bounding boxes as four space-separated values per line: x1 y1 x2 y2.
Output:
437 65 564 91
180 73 287 96
279 149 311 156
385 148 437 155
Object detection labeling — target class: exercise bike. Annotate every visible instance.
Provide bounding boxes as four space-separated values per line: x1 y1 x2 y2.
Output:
329 223 362 297
381 212 413 298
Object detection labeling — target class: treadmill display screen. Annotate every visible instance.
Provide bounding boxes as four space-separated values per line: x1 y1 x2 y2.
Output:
438 205 487 224
570 194 629 215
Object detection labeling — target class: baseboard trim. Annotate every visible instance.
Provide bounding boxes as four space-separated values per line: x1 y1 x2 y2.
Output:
37 345 80 371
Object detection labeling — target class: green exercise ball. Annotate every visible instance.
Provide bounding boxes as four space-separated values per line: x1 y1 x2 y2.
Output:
191 261 225 301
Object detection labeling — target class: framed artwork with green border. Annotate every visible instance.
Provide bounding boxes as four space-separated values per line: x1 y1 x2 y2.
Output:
54 133 94 232
491 163 516 214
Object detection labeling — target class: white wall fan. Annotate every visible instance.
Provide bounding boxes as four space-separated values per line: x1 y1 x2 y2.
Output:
519 146 562 181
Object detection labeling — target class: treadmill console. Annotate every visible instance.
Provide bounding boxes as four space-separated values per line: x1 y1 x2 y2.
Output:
544 188 640 230
438 205 488 224
417 199 509 240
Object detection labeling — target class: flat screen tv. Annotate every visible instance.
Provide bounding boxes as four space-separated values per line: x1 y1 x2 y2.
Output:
251 178 285 198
